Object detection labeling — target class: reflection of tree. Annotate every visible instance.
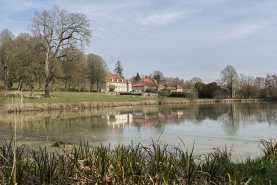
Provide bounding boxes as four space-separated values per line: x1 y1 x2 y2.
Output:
132 122 142 131
264 103 277 125
0 103 277 141
220 103 240 135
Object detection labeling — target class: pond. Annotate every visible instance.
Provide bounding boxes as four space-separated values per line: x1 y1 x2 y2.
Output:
0 102 276 160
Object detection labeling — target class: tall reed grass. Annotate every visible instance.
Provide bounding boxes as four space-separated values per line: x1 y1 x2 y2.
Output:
0 139 276 184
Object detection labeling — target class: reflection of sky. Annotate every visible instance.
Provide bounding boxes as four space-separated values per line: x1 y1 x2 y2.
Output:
0 103 276 160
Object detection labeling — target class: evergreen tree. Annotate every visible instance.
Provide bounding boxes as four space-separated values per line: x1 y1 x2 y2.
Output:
135 72 141 81
114 60 123 77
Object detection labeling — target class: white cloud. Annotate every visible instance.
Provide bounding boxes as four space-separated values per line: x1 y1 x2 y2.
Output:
137 10 190 26
219 23 266 41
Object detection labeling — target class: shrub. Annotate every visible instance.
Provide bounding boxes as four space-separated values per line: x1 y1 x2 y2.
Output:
80 87 89 92
146 87 154 92
170 92 186 98
162 89 171 96
120 92 132 95
109 85 116 92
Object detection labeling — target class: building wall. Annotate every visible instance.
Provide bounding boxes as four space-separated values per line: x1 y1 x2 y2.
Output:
127 83 132 92
102 82 132 93
133 86 148 93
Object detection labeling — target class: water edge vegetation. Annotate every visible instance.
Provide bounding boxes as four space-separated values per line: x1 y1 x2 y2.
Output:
0 138 276 184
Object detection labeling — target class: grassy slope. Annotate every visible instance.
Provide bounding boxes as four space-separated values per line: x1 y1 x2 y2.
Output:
5 91 190 104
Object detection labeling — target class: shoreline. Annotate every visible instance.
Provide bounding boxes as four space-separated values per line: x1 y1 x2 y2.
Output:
2 98 261 113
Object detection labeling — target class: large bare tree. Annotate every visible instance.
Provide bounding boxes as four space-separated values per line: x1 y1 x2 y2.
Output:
220 65 238 98
30 6 92 97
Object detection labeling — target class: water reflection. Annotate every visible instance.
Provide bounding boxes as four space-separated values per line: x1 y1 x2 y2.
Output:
0 102 276 158
1 103 277 134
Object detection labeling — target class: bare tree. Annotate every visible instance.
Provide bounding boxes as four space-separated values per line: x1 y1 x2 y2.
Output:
148 70 165 93
30 6 92 97
150 70 165 83
183 77 202 89
220 65 238 98
190 77 203 84
265 74 277 98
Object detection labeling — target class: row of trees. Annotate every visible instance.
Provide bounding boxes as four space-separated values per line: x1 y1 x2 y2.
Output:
0 7 129 97
0 27 112 93
131 65 276 99
131 70 203 89
189 65 277 99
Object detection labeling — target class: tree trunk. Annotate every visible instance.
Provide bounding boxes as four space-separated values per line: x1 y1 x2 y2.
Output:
4 67 8 90
44 47 51 98
65 83 67 91
90 81 94 92
38 79 42 91
31 88 34 97
17 79 22 91
45 81 51 98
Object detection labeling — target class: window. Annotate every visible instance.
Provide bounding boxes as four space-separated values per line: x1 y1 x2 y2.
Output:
111 79 113 82
116 79 118 82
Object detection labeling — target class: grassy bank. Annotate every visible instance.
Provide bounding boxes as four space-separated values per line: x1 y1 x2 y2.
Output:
1 91 261 113
0 139 276 184
4 91 189 104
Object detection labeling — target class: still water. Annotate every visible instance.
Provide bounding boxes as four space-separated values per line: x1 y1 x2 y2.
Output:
0 102 276 160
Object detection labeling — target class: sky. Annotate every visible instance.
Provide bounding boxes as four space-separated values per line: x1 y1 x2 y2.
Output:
0 0 277 83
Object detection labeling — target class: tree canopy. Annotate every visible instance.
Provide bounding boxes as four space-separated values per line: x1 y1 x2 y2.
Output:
30 6 92 97
87 53 108 91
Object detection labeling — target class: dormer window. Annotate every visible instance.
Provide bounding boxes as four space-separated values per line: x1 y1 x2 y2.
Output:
121 79 123 82
116 79 118 82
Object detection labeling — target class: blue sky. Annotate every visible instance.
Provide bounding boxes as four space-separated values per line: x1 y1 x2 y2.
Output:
1 0 276 83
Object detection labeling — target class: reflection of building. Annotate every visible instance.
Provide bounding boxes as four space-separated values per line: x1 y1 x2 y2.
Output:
133 112 159 127
107 113 133 128
106 110 187 129
132 111 185 127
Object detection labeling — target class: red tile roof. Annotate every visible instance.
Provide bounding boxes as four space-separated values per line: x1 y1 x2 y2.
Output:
125 79 132 84
106 73 129 83
133 78 164 88
132 83 149 87
140 78 157 84
165 83 182 90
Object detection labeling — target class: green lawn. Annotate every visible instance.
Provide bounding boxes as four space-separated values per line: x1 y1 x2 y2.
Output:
0 81 191 104
4 91 190 104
